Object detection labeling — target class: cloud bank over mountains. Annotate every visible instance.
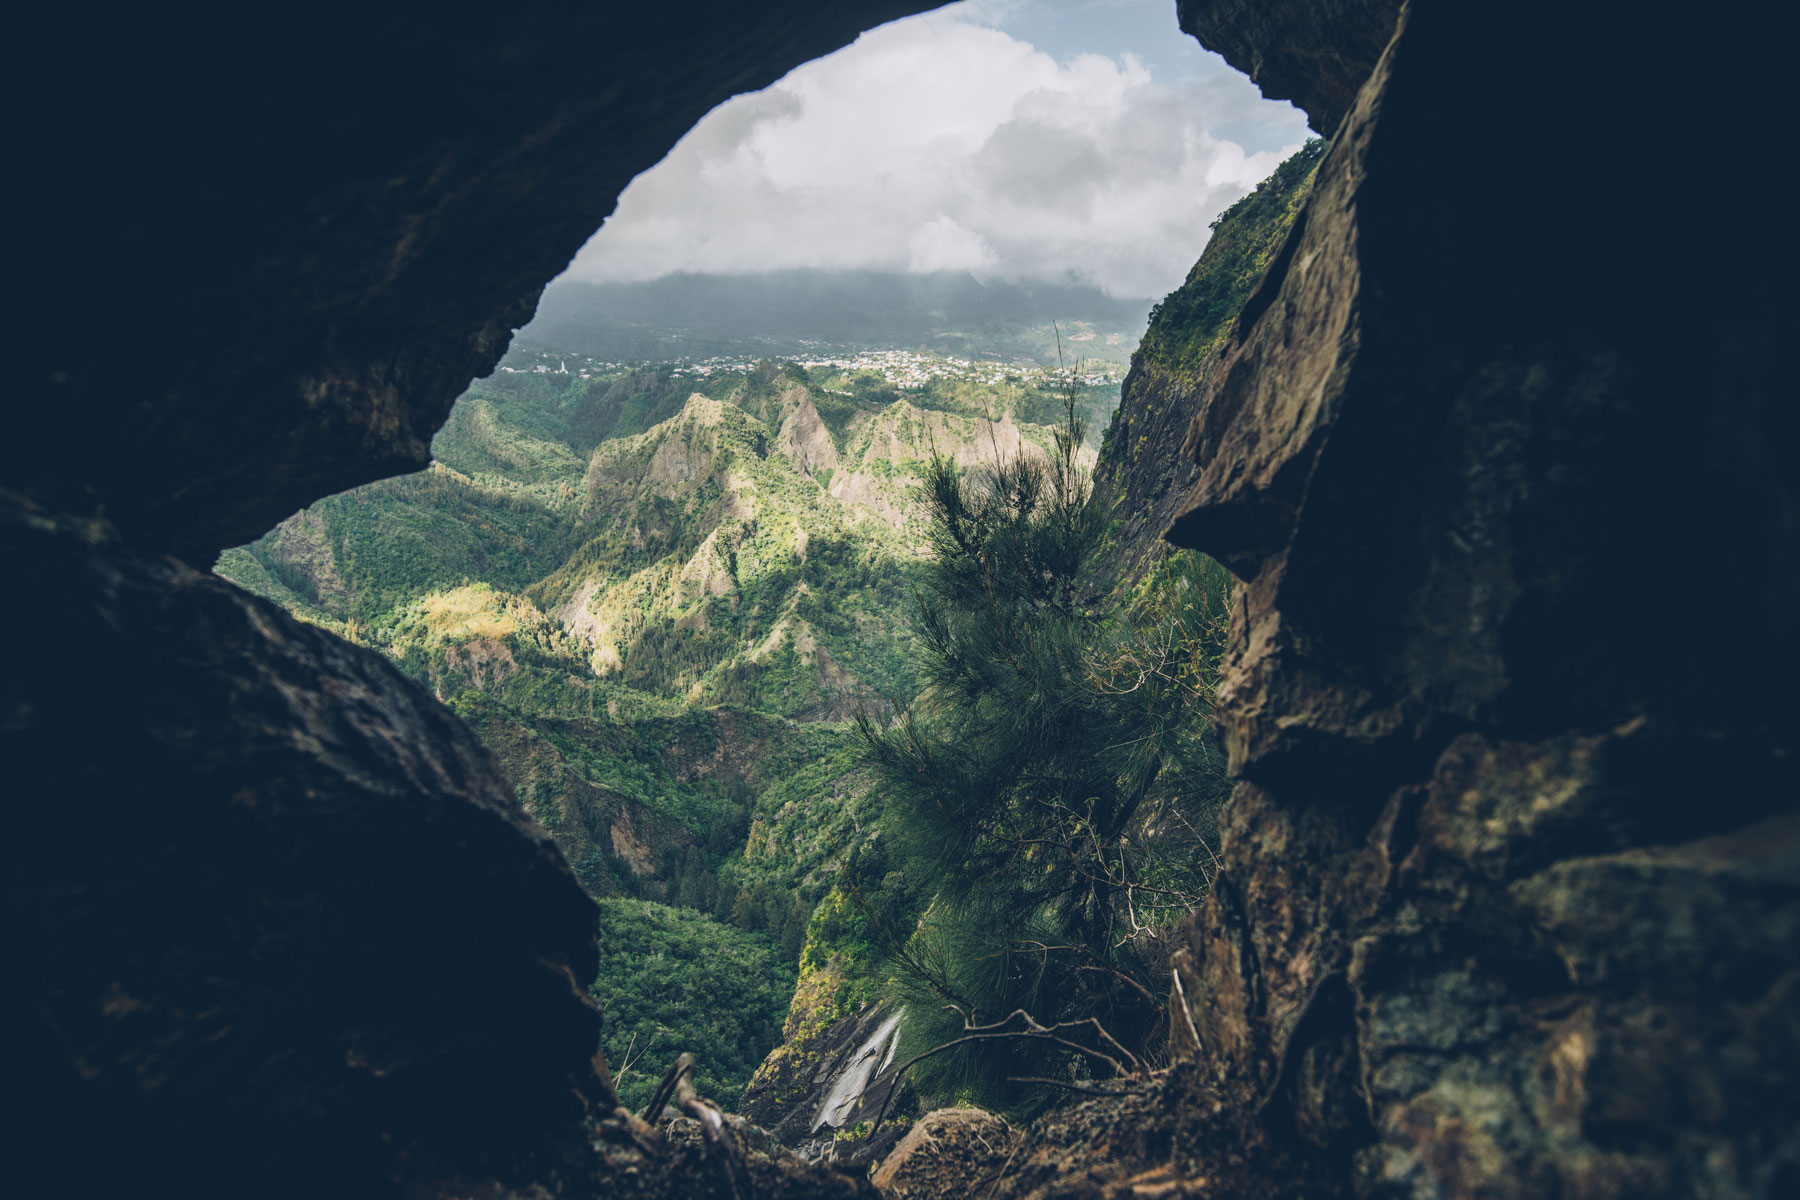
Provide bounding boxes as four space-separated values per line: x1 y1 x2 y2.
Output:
564 4 1309 300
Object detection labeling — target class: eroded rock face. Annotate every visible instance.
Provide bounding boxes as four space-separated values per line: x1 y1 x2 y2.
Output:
1160 1 1799 1196
781 396 842 479
741 965 917 1169
1091 138 1323 586
8 2 927 562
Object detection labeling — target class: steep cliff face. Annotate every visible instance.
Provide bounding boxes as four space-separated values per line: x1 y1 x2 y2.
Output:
1092 139 1323 585
1161 1 1798 1196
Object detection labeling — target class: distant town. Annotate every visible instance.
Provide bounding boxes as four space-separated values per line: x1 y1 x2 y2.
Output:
495 344 1123 392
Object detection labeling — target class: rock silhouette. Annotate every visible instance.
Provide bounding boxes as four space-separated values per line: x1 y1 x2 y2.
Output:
5 0 1796 1196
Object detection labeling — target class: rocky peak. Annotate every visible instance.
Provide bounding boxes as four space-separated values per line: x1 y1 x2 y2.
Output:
779 395 841 478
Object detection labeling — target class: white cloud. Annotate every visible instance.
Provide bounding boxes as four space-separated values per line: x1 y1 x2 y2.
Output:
908 215 998 273
563 9 1308 298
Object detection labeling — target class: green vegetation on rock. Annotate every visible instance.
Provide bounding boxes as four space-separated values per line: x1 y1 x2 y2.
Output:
1092 141 1327 588
849 395 1230 1113
1133 138 1326 384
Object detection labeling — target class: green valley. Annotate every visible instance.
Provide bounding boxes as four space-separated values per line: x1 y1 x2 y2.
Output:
216 347 1117 1106
217 140 1323 1123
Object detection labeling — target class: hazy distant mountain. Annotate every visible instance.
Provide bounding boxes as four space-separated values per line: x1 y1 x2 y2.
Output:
519 270 1152 365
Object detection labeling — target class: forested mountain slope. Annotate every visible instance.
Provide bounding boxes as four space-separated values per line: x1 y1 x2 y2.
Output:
731 142 1326 1154
216 350 1105 1106
213 139 1323 1124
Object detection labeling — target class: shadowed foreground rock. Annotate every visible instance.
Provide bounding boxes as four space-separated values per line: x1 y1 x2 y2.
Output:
0 493 607 1197
0 490 888 1200
1152 0 1798 1196
903 1 1798 1197
871 1109 1016 1199
2 3 929 1196
597 1111 878 1200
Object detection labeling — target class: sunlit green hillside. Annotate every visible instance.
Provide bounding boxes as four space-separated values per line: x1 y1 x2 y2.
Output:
216 350 1110 1104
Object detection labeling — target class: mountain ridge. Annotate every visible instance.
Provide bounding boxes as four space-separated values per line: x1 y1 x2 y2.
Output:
524 269 1153 365
214 347 1103 1107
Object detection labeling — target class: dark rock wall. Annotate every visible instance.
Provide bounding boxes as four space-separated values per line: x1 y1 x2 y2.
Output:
8 1 926 563
2 4 927 1196
1166 1 1799 1196
1 493 607 1197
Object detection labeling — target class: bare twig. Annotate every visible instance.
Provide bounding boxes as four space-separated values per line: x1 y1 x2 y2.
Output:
871 1007 1143 1133
1073 964 1161 1012
614 1029 660 1090
638 1051 746 1200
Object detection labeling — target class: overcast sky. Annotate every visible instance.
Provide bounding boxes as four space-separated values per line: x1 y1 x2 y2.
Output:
562 0 1310 300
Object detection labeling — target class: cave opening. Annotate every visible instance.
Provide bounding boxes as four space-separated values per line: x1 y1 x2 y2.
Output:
11 1 1795 1198
206 0 1316 1153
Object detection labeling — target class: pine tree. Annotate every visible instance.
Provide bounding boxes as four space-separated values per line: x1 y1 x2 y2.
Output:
856 378 1229 1110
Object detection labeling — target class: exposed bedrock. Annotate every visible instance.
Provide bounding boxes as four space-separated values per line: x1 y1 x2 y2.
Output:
1164 1 1799 1196
1092 138 1323 586
741 996 916 1170
8 1 926 563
